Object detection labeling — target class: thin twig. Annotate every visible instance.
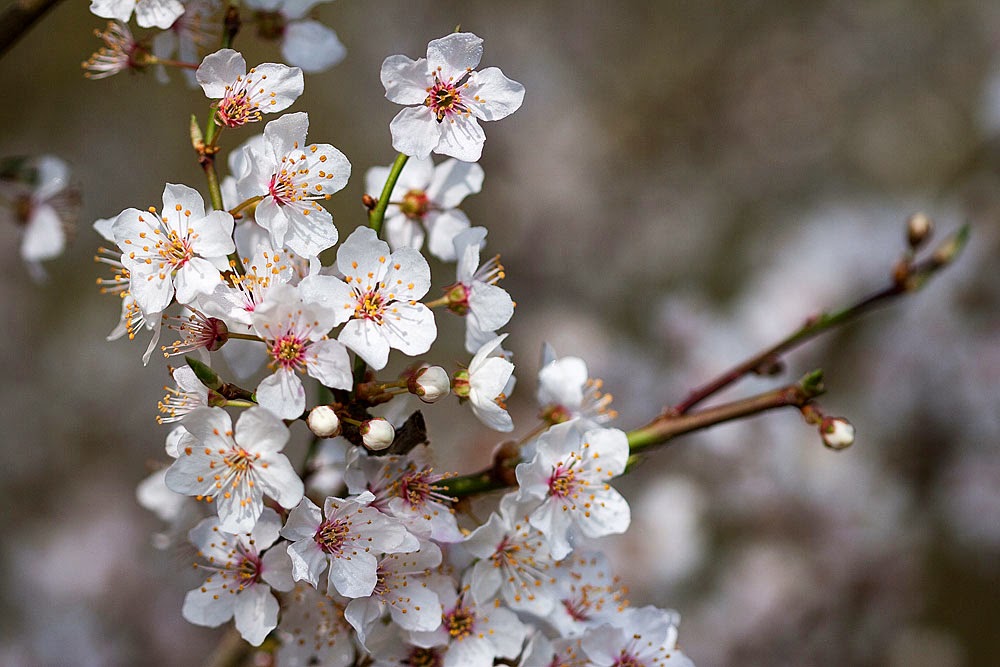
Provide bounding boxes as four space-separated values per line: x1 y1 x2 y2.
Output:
0 0 64 59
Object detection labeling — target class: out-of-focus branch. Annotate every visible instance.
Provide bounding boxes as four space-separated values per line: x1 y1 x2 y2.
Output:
0 0 64 58
203 628 250 667
669 223 969 415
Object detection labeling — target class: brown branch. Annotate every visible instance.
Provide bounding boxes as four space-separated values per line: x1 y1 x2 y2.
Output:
669 224 969 415
443 371 827 498
0 0 64 58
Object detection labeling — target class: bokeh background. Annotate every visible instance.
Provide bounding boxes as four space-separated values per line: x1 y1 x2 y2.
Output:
1 1 999 665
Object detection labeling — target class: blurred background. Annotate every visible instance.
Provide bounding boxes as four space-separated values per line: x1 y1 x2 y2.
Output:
1 1 999 665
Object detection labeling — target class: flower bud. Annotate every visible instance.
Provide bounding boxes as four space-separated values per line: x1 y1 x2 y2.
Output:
820 417 855 450
408 365 451 403
360 418 395 451
906 213 932 249
307 405 342 438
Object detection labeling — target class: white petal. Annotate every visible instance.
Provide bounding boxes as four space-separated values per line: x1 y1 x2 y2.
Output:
182 580 234 627
264 112 309 160
282 205 339 258
329 549 378 598
174 257 223 304
20 205 65 261
282 20 346 73
426 32 483 81
134 0 185 29
425 210 470 262
384 214 425 254
256 369 306 420
390 107 442 160
427 158 484 208
234 406 290 454
307 339 353 390
382 245 431 299
465 67 525 121
381 55 430 105
381 302 437 357
249 63 304 114
469 282 514 333
435 116 486 162
234 585 278 646
261 544 295 592
197 49 247 98
339 318 390 370
258 453 304 510
287 539 328 587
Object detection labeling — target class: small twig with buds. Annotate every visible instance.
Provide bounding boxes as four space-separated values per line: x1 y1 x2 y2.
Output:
444 370 832 498
670 218 969 415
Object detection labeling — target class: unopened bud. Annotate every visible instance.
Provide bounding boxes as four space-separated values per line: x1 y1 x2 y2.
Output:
361 418 395 451
820 417 855 450
185 355 222 391
307 405 341 438
408 365 450 403
906 213 933 249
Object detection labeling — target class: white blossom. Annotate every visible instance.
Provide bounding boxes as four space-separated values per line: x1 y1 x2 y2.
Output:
344 445 462 543
581 606 693 667
90 0 184 29
537 344 616 425
197 49 304 128
449 227 514 353
515 421 631 559
237 112 350 257
300 226 436 370
276 584 356 667
280 492 419 598
181 508 294 646
344 541 444 646
365 157 483 261
165 406 303 532
409 577 527 667
111 183 235 316
463 493 555 613
243 0 346 73
458 334 515 432
381 32 525 161
252 282 352 419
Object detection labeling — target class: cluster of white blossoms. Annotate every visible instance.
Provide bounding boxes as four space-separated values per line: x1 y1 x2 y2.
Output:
85 6 693 663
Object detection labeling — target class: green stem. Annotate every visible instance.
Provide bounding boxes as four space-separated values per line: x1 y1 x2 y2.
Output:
368 153 409 236
352 153 410 389
226 332 263 342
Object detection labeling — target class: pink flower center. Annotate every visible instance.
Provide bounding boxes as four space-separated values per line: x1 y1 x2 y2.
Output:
160 229 194 268
612 657 644 667
269 333 309 372
314 518 351 555
268 170 298 206
354 289 385 323
235 551 263 589
424 75 471 122
217 88 261 128
548 462 579 499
